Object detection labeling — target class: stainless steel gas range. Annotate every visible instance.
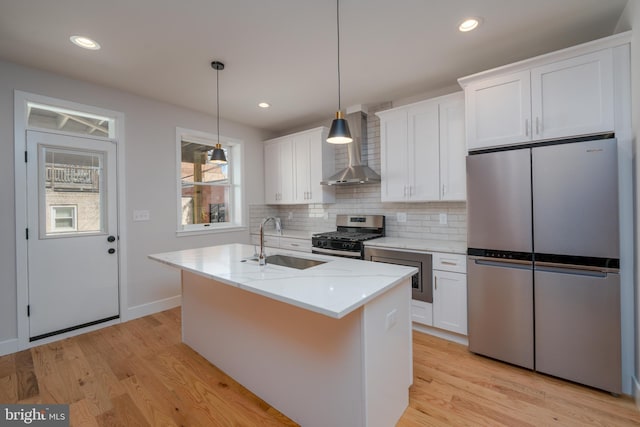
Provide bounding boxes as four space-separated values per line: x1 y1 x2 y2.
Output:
311 215 385 259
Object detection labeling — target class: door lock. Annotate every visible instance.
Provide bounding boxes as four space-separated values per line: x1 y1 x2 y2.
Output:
107 235 116 242
108 248 116 254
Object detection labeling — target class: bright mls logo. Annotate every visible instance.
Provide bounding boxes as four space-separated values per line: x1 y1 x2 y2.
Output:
1 404 69 426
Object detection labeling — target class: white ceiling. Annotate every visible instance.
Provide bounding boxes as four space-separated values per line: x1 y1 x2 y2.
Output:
0 0 628 134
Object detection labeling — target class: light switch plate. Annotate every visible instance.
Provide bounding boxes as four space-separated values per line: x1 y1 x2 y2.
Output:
133 210 150 221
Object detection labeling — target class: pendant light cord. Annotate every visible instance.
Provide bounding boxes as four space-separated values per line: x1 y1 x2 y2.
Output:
216 67 220 145
336 0 341 111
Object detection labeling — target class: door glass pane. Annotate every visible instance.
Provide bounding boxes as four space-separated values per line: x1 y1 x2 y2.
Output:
42 147 105 236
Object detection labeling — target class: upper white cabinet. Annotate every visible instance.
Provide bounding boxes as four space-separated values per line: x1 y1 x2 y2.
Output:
264 127 335 205
377 92 466 202
264 138 293 204
462 46 615 151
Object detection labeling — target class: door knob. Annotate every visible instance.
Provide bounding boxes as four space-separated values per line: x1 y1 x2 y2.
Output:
108 248 116 254
107 235 116 242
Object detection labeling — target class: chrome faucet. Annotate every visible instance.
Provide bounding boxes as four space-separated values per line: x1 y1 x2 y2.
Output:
259 217 278 266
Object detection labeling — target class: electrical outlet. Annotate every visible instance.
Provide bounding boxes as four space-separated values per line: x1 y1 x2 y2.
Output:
385 309 398 331
439 213 448 225
397 212 407 223
133 210 150 221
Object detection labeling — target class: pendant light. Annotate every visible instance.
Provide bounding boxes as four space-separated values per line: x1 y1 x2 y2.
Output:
327 0 352 144
210 60 227 164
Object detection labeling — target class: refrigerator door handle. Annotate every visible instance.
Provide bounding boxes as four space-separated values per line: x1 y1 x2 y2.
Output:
535 262 615 278
470 257 533 270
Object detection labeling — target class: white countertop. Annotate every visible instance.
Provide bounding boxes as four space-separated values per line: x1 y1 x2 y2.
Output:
149 243 417 319
364 237 467 255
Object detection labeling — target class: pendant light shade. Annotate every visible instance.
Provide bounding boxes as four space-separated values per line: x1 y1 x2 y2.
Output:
327 0 352 144
327 111 352 144
210 60 227 164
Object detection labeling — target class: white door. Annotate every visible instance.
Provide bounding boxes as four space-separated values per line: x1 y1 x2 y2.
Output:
26 130 119 341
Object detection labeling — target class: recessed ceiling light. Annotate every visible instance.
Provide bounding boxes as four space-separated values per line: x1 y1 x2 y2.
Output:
458 18 481 32
70 35 101 50
258 102 271 109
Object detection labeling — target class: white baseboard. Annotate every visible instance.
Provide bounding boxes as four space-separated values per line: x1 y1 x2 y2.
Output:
0 338 18 357
126 295 182 321
412 323 469 346
634 376 640 411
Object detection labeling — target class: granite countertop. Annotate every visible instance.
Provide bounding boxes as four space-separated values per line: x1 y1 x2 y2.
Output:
364 237 467 255
149 243 417 319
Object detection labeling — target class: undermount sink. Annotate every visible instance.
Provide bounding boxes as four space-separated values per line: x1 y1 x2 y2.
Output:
248 254 327 270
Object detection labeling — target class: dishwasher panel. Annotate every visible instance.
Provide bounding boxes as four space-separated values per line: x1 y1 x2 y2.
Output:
467 257 534 369
535 266 621 393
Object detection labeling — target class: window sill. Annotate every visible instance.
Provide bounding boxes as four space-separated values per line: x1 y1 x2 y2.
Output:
176 225 247 237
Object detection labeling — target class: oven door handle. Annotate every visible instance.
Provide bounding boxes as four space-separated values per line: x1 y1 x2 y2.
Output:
312 247 361 258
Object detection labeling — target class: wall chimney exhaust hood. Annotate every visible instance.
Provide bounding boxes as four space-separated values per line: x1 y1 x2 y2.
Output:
321 111 381 185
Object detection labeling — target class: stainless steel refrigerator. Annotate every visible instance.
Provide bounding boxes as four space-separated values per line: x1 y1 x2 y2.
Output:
466 136 621 394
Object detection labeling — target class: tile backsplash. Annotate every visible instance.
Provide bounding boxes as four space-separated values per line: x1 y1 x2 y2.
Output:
250 102 467 242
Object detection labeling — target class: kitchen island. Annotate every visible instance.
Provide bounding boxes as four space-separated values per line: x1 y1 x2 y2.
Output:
149 243 417 427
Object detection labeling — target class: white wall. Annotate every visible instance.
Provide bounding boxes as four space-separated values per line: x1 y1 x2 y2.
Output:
615 0 640 402
0 59 268 343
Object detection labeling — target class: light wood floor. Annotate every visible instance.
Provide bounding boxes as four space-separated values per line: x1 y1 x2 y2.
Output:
0 307 638 426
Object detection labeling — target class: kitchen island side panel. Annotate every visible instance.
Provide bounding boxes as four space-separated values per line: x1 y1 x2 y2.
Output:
181 270 365 427
181 270 412 427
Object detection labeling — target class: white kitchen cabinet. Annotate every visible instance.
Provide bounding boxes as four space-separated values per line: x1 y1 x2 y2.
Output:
465 71 531 150
377 92 465 202
264 138 293 204
433 270 467 335
432 252 467 335
531 49 613 141
264 127 334 205
411 300 433 327
463 48 614 151
438 94 467 200
249 235 311 253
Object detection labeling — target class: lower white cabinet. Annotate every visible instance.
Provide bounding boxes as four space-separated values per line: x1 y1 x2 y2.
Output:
411 300 433 326
433 270 467 335
411 251 467 337
249 235 311 253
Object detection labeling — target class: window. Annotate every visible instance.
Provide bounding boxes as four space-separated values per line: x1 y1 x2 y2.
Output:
50 205 78 232
177 128 243 233
27 102 115 138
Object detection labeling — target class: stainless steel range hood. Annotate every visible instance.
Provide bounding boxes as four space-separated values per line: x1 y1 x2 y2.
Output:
321 111 381 185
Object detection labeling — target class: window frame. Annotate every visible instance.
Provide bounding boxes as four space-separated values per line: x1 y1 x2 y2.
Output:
175 127 245 235
50 205 78 233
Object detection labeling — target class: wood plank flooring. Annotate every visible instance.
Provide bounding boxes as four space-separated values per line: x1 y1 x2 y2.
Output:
0 307 638 426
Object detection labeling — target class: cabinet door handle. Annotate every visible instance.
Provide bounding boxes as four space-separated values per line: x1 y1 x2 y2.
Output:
536 117 540 135
290 243 299 247
441 184 446 197
435 276 437 290
441 260 457 266
308 191 311 200
525 119 529 137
